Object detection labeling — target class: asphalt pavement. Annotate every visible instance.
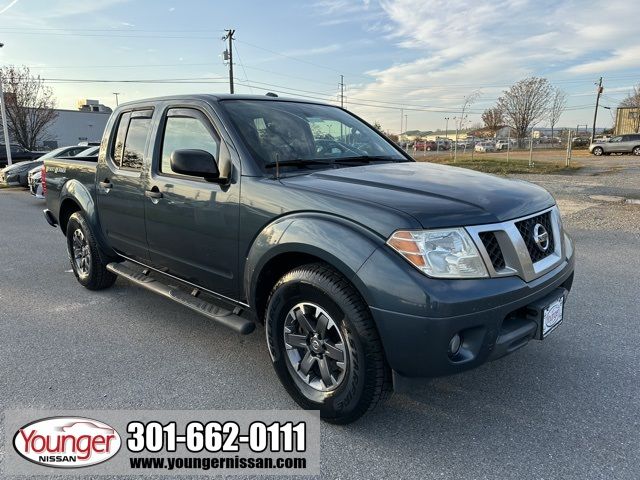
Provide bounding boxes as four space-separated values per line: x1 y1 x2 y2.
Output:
0 176 639 479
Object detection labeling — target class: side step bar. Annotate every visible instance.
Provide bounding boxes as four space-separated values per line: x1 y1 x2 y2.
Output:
106 262 255 335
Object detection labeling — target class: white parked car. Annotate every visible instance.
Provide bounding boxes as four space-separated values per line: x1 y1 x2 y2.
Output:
495 139 513 150
475 142 496 153
28 165 44 198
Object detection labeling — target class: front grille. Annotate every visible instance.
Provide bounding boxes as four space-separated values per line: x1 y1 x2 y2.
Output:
515 212 555 263
478 231 506 270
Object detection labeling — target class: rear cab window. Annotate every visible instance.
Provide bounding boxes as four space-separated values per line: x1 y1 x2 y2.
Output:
110 109 153 171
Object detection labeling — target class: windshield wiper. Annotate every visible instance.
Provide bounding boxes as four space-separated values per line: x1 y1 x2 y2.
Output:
263 159 336 169
331 156 406 164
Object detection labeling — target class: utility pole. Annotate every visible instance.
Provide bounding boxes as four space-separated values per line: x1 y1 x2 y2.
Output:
339 75 344 108
0 42 11 166
223 29 235 94
591 77 603 144
112 92 120 106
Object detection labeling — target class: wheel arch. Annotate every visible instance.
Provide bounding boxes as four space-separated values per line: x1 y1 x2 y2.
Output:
244 213 384 322
58 180 113 255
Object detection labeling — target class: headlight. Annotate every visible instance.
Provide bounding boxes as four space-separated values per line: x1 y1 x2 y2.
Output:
387 228 488 278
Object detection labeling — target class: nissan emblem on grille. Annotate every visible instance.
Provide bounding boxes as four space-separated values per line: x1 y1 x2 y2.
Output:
533 224 550 252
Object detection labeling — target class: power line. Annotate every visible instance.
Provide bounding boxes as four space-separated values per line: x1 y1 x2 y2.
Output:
232 42 253 94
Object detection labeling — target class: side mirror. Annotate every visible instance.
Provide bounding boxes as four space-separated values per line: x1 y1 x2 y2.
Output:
170 149 219 179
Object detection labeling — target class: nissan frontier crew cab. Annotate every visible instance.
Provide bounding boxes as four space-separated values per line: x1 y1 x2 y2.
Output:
43 94 575 424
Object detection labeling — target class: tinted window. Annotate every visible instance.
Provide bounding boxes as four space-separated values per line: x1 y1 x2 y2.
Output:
111 112 131 167
160 113 219 175
122 117 151 170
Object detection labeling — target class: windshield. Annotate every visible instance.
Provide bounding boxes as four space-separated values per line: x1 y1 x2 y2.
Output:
220 100 406 170
76 146 99 157
39 146 71 160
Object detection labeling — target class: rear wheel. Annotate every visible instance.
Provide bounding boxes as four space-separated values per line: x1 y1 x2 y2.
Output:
266 263 391 424
633 146 640 156
592 146 604 156
66 212 117 290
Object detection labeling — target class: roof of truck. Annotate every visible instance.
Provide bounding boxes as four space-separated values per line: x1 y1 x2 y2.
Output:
116 93 329 108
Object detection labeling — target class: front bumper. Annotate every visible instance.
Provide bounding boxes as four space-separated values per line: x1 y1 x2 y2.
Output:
357 235 575 378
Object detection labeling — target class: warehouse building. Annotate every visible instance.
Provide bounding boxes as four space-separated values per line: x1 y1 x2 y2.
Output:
41 99 112 148
614 106 640 135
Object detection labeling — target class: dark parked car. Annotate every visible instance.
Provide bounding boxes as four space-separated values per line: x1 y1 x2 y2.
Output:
0 145 89 186
0 144 43 168
43 94 575 423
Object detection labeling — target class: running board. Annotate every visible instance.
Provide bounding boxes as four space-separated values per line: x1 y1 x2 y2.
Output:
106 262 255 335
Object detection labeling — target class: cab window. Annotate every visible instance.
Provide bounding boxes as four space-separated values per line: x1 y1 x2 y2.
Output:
110 110 153 171
122 117 151 170
160 110 220 176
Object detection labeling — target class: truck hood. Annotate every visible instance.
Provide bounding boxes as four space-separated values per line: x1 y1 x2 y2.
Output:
280 162 555 228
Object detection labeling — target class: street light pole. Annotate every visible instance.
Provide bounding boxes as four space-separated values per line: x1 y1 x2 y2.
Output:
444 117 450 153
112 92 120 106
0 42 12 166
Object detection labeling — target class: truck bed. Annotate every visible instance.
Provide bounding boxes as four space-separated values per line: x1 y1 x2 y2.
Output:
44 158 97 224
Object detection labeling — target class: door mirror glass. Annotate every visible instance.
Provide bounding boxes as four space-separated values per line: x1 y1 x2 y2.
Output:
170 149 219 179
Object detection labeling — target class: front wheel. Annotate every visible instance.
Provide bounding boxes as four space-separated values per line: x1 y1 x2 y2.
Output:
633 146 640 156
592 146 604 156
265 263 391 424
66 212 117 290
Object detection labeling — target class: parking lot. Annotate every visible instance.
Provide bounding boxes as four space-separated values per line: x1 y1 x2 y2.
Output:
1 158 639 479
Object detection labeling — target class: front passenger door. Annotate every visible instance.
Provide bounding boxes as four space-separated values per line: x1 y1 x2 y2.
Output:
144 107 240 298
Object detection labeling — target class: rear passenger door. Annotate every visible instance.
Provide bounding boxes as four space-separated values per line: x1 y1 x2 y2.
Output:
96 108 153 260
143 105 240 298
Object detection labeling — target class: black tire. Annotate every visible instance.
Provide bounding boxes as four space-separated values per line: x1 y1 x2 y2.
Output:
633 146 640 156
592 146 604 156
66 212 117 290
265 263 391 424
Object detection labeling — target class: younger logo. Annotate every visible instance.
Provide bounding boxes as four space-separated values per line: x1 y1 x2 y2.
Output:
13 417 121 468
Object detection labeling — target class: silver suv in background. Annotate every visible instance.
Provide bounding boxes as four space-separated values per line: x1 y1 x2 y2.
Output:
589 134 640 156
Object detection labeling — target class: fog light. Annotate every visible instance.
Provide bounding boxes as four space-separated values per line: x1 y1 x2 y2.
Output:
448 333 461 356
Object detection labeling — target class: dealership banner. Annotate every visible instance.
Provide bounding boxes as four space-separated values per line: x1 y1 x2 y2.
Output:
3 410 319 476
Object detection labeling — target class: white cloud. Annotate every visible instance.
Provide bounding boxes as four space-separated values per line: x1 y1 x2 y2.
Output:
339 0 640 131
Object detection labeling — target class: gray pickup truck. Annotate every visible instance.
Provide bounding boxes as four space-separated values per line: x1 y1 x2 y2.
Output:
43 94 575 423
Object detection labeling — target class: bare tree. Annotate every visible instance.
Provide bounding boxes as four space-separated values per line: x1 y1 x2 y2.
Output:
548 88 567 141
620 84 640 133
456 91 480 132
497 77 553 147
481 107 504 138
1 66 58 150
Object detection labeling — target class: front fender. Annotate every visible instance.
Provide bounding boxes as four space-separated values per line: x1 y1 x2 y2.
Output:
244 213 386 308
60 180 114 256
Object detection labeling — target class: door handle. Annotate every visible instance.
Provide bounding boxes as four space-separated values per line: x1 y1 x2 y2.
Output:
99 180 113 189
145 189 163 199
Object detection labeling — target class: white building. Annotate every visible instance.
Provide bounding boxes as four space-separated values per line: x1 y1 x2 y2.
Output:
42 108 111 148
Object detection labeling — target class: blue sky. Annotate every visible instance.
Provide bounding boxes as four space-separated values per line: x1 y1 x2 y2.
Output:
0 0 638 133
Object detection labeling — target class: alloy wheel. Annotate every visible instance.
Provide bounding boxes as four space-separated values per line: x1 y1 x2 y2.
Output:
72 229 91 276
283 302 347 392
